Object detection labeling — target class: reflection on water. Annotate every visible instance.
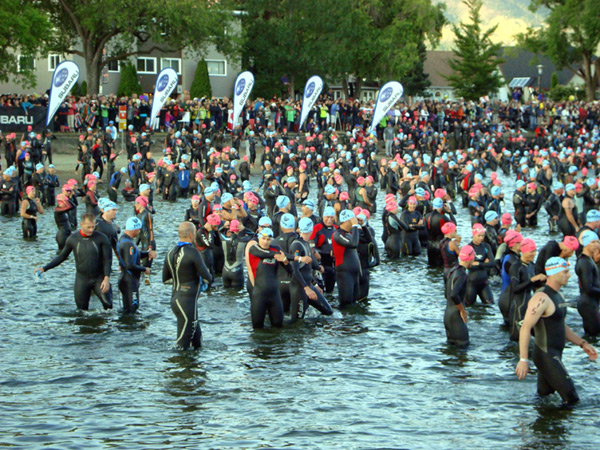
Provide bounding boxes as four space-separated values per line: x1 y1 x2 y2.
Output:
0 171 598 449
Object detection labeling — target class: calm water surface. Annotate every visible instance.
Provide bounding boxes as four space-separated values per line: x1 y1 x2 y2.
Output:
1 172 599 449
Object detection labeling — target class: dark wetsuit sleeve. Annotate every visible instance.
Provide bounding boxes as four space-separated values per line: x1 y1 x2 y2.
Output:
193 249 213 283
510 262 532 294
450 269 468 305
249 245 279 259
121 241 147 275
99 234 112 277
162 251 173 283
398 211 411 230
333 227 359 248
578 257 600 297
43 236 75 271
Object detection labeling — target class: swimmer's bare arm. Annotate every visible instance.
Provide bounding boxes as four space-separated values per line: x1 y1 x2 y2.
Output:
565 326 598 361
516 293 550 380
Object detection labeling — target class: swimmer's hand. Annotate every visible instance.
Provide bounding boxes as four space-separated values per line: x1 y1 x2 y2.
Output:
515 360 529 380
304 286 317 301
100 276 110 293
300 256 312 264
274 251 287 263
148 250 157 260
457 303 468 324
531 274 546 282
581 341 598 361
34 267 44 275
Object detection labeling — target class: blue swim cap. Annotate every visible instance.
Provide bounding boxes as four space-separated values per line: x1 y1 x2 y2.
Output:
258 227 273 238
298 217 314 234
120 167 127 174
221 193 234 204
516 180 526 188
280 213 296 230
303 199 315 210
323 206 335 217
485 210 498 223
569 165 578 174
276 195 290 209
125 217 142 231
35 163 44 170
324 185 336 195
586 209 600 223
581 230 600 247
432 198 443 209
491 186 501 196
104 201 118 211
565 183 576 192
139 184 150 192
258 216 272 227
586 178 596 187
339 209 355 223
415 187 426 197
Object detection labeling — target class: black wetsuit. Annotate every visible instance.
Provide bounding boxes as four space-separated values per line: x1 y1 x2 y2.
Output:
247 244 289 328
311 222 337 293
42 230 113 310
513 190 527 227
222 231 251 288
54 200 74 251
445 265 469 347
137 207 156 269
272 231 299 311
357 224 379 300
508 260 535 341
425 211 450 267
196 227 215 280
465 241 495 305
532 285 578 405
534 240 561 276
21 198 38 239
117 234 148 313
289 238 333 321
558 197 578 237
441 237 458 281
96 216 119 252
498 249 520 323
384 212 403 259
399 209 423 256
162 242 212 349
333 226 361 308
575 254 600 336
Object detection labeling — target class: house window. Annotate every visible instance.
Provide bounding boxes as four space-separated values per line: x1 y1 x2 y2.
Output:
48 54 63 71
17 55 35 73
137 57 156 74
161 58 182 75
107 60 120 72
206 60 226 76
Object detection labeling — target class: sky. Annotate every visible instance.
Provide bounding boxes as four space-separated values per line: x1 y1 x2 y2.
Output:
437 0 548 49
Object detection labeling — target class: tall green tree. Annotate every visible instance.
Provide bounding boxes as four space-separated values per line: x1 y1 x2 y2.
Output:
0 0 52 87
402 42 431 96
190 59 212 99
445 0 504 100
117 62 143 97
518 0 600 101
39 0 237 95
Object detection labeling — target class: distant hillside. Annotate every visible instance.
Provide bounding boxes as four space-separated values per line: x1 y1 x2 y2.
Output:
437 0 548 49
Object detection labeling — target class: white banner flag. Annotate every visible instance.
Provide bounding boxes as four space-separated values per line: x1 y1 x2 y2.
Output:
46 60 80 126
232 71 255 130
369 81 404 134
299 75 323 131
150 68 178 129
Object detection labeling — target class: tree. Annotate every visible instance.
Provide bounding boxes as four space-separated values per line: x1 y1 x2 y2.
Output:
0 0 52 87
190 59 212 99
117 62 143 97
550 72 559 90
445 0 504 100
40 0 237 94
402 42 431 96
518 0 600 101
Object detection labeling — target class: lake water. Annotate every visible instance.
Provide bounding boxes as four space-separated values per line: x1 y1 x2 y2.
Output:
1 171 599 449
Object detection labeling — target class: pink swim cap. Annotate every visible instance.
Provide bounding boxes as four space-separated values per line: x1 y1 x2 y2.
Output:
520 238 537 253
229 219 241 233
407 196 417 204
528 182 537 190
468 187 479 197
191 195 200 203
361 209 370 219
490 172 498 180
385 194 395 203
459 245 475 262
501 213 512 225
135 196 148 207
26 186 35 195
504 230 523 247
472 223 485 236
339 191 349 201
353 206 362 216
357 176 365 185
562 236 579 251
385 202 398 212
207 213 221 226
441 222 457 235
434 188 446 199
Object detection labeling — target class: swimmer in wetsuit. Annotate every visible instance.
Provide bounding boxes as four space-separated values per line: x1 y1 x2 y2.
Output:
575 230 600 336
508 239 546 342
516 257 598 407
444 245 475 348
246 227 290 328
440 222 461 282
332 209 362 308
117 217 157 313
288 217 333 321
162 222 213 349
20 186 44 239
221 219 252 288
498 230 523 324
35 213 113 311
558 184 580 237
310 207 338 293
465 223 495 306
